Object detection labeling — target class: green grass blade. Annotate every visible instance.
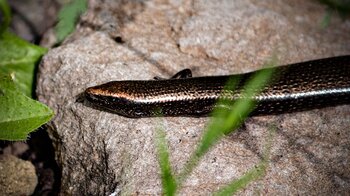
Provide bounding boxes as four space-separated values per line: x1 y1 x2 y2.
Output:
214 125 276 195
155 125 177 196
319 0 350 17
319 0 350 27
177 60 276 186
321 9 332 28
0 0 11 35
214 163 267 196
54 0 87 43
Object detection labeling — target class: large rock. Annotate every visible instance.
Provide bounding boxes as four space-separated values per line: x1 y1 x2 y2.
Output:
37 0 350 195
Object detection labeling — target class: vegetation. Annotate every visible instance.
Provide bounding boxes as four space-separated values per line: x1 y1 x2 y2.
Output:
54 0 87 43
0 0 87 140
319 0 350 27
0 0 53 140
156 60 277 195
0 0 348 193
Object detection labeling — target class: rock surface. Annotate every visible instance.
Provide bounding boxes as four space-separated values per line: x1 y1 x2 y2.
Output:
37 0 350 195
0 154 38 196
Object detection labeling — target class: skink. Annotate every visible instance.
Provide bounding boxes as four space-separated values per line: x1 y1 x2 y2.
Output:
85 55 350 118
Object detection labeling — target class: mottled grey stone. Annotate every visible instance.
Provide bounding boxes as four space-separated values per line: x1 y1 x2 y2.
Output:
37 0 350 195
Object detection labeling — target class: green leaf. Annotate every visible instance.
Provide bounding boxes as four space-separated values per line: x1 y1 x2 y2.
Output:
0 32 47 97
320 9 332 28
214 125 276 195
319 0 350 17
155 125 177 196
214 162 267 196
0 0 11 35
177 60 276 185
54 0 87 43
0 74 54 141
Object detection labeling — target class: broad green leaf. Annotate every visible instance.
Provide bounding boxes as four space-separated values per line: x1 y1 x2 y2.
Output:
0 74 54 141
54 0 87 43
0 32 47 97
